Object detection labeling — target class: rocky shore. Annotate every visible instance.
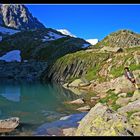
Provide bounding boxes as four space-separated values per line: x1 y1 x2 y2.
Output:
34 69 140 136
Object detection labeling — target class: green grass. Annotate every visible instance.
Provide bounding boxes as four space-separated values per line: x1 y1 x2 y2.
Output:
99 90 118 104
130 64 140 71
111 104 122 111
99 90 122 111
110 65 124 78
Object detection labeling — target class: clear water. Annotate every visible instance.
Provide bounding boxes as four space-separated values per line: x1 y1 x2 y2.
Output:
0 79 82 135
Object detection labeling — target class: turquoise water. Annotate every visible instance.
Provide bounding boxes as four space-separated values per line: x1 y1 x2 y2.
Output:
0 79 82 135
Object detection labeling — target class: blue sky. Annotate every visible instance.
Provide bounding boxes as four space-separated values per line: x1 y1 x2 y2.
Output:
26 4 140 41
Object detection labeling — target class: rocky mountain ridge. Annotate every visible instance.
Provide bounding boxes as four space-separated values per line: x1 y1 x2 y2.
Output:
0 4 45 30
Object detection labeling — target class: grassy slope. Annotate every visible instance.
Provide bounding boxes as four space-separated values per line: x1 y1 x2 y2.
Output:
52 46 140 83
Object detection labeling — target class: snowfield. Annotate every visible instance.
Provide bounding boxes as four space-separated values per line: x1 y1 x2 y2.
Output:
42 31 66 42
0 26 20 35
0 50 21 62
57 29 76 37
86 39 98 45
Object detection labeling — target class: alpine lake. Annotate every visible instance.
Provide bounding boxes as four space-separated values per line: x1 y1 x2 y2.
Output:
0 79 94 136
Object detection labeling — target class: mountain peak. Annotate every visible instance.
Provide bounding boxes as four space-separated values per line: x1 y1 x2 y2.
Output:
0 4 45 30
98 29 140 48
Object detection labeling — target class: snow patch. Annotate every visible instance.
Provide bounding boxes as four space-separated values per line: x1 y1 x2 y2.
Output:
0 26 20 35
0 50 21 62
57 29 76 37
23 60 28 63
82 43 90 48
42 31 66 42
48 31 66 39
86 39 98 45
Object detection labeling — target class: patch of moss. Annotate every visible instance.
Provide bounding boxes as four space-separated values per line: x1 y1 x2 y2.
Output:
127 111 139 119
111 104 122 111
126 92 133 97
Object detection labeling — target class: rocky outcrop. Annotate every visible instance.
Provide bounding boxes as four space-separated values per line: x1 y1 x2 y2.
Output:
95 29 140 48
0 4 45 30
91 75 136 94
44 51 109 83
75 103 132 136
100 46 123 53
0 60 48 81
129 112 140 135
134 53 140 65
118 99 140 115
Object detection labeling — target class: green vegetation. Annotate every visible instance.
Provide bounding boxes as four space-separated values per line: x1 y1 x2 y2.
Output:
99 90 122 111
110 65 124 78
127 111 139 119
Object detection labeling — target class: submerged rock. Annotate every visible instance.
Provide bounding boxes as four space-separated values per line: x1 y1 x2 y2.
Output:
34 112 87 136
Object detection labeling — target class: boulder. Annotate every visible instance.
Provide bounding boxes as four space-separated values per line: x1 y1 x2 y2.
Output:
131 89 140 102
0 117 19 133
75 103 132 136
116 97 131 106
90 96 100 101
100 46 123 53
118 99 140 115
69 78 90 88
118 93 127 98
93 75 136 94
68 98 85 104
62 128 77 136
113 76 135 94
68 79 83 87
129 112 140 136
76 105 91 112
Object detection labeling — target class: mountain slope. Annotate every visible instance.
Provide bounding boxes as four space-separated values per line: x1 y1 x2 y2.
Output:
0 4 45 30
42 29 140 83
0 28 90 62
95 29 140 48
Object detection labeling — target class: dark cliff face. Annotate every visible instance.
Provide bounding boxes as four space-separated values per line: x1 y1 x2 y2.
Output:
42 51 110 83
0 4 45 30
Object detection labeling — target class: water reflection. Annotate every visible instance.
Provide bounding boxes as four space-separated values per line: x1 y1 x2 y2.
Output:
0 79 82 125
0 86 20 102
